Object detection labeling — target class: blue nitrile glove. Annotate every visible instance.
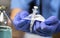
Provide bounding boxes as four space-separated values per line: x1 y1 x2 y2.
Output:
13 10 31 32
13 10 60 37
44 16 60 33
33 16 60 36
13 10 45 32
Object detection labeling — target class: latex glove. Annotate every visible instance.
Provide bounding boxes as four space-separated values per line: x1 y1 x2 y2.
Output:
33 16 60 36
13 10 31 32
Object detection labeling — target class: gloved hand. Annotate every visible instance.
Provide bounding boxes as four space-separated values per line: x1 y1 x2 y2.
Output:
13 10 45 32
33 16 60 36
13 10 31 32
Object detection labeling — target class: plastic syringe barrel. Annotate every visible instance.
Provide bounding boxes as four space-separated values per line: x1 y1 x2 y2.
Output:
30 6 38 32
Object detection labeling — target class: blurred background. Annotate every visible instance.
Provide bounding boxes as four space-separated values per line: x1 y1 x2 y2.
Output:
0 0 25 38
0 0 60 38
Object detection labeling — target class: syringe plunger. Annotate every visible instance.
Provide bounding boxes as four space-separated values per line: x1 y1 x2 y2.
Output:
34 6 38 10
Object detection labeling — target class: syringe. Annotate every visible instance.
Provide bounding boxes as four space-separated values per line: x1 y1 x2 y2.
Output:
24 6 45 32
30 6 38 32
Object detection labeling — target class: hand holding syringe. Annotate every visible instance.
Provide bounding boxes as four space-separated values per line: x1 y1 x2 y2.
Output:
30 6 46 32
24 6 45 32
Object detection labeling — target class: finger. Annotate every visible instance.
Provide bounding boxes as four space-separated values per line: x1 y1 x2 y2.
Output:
45 16 59 25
